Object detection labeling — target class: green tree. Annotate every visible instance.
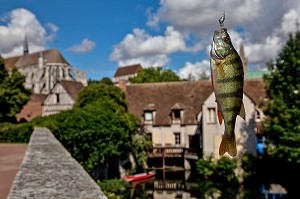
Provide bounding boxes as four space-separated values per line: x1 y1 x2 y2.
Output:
0 56 31 122
264 31 300 163
33 83 150 179
88 77 113 85
129 66 180 83
74 83 128 111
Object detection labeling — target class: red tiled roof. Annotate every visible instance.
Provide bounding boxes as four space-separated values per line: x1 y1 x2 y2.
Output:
244 79 267 107
59 80 84 100
31 94 48 103
125 81 213 126
4 48 69 69
125 80 267 126
114 64 142 77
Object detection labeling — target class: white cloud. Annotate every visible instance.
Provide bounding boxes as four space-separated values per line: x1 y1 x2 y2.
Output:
178 60 210 79
67 38 95 53
46 23 58 42
147 0 300 72
0 8 58 58
0 8 44 56
110 26 204 67
118 54 169 68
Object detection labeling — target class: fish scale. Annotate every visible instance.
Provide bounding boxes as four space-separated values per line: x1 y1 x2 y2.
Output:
210 24 245 157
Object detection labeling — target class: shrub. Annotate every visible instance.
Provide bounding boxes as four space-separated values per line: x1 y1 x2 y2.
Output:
196 155 215 178
97 179 129 199
0 122 33 143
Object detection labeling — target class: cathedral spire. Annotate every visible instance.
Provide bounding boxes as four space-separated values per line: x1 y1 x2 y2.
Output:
239 42 248 73
23 34 29 55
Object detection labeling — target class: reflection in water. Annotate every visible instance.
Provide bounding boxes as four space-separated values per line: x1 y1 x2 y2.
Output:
125 170 288 199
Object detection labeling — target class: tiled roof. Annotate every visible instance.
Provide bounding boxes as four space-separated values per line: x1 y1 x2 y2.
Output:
244 79 267 107
125 80 267 126
114 64 142 77
4 48 69 69
59 80 84 100
31 94 48 103
125 81 213 126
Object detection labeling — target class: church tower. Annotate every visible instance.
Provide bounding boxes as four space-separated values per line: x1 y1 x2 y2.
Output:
239 43 248 73
23 34 29 55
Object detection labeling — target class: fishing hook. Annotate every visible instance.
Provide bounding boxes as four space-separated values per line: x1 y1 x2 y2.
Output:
219 12 225 28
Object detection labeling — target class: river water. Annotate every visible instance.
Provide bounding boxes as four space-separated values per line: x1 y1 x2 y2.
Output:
124 170 289 199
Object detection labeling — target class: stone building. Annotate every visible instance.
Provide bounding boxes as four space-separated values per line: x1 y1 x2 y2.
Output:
5 47 87 120
113 63 142 86
42 80 84 116
4 48 87 94
124 80 266 160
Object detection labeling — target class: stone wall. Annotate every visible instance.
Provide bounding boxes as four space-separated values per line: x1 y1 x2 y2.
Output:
7 127 107 199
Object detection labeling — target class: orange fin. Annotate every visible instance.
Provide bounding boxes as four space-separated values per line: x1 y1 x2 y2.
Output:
239 102 246 120
217 110 223 125
219 135 237 157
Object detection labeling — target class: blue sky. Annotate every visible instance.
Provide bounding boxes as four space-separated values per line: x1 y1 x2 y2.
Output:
0 0 299 80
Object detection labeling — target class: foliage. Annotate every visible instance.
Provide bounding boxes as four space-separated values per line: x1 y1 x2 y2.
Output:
185 71 210 81
74 83 128 111
88 77 113 85
263 31 300 163
32 100 138 178
196 155 215 178
0 122 33 143
240 153 258 180
196 155 238 183
32 83 150 180
129 66 180 83
0 56 31 122
97 179 130 199
130 133 152 168
214 156 237 182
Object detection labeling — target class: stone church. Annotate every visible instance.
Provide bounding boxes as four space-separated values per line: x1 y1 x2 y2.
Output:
4 39 87 121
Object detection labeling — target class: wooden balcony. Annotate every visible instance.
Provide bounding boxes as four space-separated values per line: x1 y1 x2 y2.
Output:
148 147 200 160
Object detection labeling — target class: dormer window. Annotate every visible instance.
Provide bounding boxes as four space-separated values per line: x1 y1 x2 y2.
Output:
171 102 184 124
174 110 181 119
144 111 153 121
144 103 156 124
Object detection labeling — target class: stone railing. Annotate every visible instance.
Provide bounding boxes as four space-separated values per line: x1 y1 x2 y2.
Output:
7 127 107 199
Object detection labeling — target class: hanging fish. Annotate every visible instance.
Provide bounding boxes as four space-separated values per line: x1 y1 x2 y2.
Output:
210 14 245 157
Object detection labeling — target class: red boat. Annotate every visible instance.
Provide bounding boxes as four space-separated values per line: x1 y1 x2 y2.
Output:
123 171 156 182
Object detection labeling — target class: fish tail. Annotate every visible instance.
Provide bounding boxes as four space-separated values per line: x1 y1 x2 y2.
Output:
219 134 237 157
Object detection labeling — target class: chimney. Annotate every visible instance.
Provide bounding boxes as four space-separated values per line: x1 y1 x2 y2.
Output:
118 80 127 92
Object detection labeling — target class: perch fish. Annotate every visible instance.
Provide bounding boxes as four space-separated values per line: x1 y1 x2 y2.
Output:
210 14 245 157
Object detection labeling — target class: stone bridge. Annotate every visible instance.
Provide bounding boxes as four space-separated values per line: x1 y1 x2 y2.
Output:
7 127 107 199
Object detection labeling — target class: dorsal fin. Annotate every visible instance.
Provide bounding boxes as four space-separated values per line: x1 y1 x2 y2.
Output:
239 102 246 120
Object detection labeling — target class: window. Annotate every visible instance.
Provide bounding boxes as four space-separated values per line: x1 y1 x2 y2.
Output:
174 110 181 119
56 93 60 104
174 132 181 145
144 111 153 121
256 110 261 121
207 108 216 123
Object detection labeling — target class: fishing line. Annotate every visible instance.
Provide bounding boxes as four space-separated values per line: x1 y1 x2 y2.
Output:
219 0 226 27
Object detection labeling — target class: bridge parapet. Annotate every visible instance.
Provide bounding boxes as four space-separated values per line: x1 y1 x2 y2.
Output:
7 127 107 199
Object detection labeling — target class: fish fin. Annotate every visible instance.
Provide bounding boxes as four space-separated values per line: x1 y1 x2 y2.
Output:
217 110 223 125
210 69 214 89
239 102 246 120
219 134 237 157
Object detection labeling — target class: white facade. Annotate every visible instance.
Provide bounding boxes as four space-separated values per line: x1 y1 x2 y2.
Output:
42 83 75 116
202 93 257 158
